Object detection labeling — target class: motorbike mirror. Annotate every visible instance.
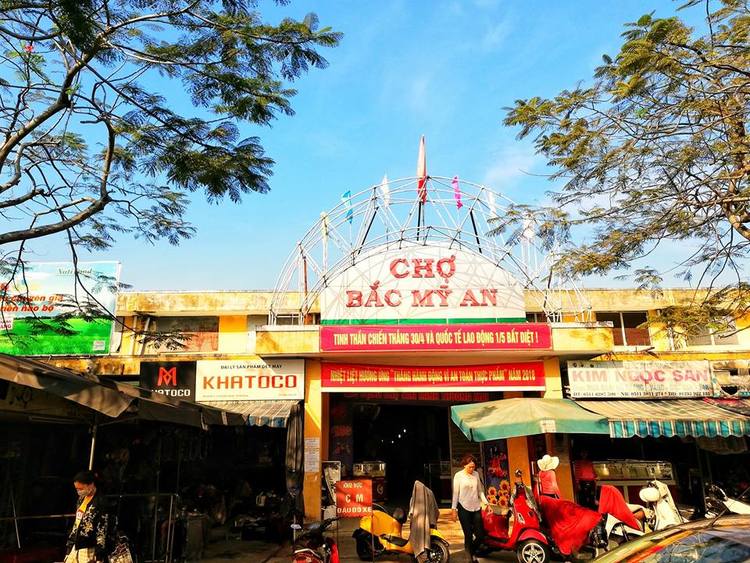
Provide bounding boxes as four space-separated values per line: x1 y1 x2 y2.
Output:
514 469 523 477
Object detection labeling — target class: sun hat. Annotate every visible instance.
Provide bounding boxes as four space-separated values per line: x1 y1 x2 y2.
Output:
537 454 560 472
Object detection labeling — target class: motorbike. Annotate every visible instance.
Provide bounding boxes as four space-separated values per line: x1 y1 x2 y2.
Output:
478 469 552 563
638 480 685 531
352 504 450 562
704 483 750 518
292 516 340 563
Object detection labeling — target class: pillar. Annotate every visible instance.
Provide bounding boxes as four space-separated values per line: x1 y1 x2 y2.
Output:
543 358 574 500
303 360 323 519
218 315 248 352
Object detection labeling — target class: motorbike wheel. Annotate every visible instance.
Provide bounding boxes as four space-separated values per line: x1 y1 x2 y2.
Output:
516 539 550 563
355 537 373 561
427 539 450 562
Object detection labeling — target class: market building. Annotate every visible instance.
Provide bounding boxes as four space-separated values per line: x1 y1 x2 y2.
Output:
38 177 750 523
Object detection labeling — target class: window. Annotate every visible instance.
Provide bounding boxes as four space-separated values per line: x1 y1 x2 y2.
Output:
147 316 219 353
686 319 740 347
595 311 650 346
526 312 545 323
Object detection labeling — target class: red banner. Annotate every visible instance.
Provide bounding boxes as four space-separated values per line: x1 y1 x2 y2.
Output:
335 479 373 518
322 362 546 392
320 323 551 352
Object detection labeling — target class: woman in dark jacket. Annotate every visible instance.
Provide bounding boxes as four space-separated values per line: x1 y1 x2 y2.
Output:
66 470 109 563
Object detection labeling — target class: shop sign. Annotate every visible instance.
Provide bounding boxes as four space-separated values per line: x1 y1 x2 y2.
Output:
322 362 545 392
0 261 120 355
321 244 525 324
335 479 372 517
195 359 304 401
140 361 196 401
321 323 551 352
567 360 713 399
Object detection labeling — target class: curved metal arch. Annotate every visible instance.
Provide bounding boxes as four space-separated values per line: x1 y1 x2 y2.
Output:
269 176 590 324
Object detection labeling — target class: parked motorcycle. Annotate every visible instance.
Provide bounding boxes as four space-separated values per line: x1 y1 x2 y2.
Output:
478 469 551 563
704 484 750 518
292 516 340 563
352 504 450 562
638 480 684 531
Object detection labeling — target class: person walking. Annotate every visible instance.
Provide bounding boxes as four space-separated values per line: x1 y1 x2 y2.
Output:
65 470 110 563
451 454 488 563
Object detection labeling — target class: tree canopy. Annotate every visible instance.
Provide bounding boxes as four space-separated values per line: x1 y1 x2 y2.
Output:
502 0 750 337
0 0 339 339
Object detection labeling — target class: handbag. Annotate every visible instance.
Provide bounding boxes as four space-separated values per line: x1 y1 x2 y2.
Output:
108 536 134 563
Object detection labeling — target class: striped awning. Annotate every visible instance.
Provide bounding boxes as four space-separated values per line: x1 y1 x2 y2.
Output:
199 400 299 428
576 399 750 438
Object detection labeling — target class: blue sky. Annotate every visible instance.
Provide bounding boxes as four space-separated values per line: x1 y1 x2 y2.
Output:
35 0 708 291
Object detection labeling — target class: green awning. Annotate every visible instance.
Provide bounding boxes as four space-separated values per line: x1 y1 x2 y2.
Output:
450 398 610 442
576 399 750 438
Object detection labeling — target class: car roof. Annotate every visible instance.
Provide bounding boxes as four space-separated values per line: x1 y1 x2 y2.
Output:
594 516 750 563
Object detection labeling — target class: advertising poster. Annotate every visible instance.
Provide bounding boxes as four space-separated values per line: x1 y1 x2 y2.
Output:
139 361 197 401
0 261 120 355
195 358 305 401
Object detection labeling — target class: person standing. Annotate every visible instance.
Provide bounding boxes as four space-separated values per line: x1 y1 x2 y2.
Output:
65 470 109 563
536 454 561 499
451 454 488 563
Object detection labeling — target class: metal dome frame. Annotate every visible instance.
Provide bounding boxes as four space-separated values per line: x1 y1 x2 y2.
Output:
268 175 591 324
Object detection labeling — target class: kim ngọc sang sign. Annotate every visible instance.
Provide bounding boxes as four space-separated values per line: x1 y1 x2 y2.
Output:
567 361 714 398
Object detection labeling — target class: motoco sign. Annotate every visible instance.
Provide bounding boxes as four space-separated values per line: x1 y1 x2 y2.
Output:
320 244 525 324
195 359 304 401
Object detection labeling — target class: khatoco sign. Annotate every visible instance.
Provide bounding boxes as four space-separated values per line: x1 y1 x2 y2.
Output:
139 361 196 400
195 359 305 401
320 244 525 324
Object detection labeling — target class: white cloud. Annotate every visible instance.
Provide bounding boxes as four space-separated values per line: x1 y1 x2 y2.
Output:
482 146 541 191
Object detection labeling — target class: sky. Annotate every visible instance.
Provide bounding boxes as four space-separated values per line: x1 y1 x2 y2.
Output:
32 0 711 291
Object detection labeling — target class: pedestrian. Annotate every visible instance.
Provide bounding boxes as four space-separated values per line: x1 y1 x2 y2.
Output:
536 454 561 499
451 454 488 563
65 470 109 563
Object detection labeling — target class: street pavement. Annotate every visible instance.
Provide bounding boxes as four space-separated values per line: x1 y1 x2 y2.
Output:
201 509 516 562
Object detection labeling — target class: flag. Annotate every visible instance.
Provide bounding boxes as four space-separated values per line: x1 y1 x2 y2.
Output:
380 174 390 207
416 135 427 203
452 176 463 210
342 190 353 223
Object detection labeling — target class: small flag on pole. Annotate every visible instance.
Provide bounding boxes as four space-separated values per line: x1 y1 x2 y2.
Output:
416 135 427 203
380 174 391 207
342 190 353 223
452 176 463 210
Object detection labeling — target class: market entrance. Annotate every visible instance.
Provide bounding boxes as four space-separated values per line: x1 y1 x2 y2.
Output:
353 402 449 505
328 392 501 509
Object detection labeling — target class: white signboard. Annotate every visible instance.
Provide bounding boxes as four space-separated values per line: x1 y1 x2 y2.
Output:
195 359 305 401
321 243 525 324
567 361 714 399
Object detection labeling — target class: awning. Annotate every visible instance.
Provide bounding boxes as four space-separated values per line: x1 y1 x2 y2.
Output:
451 398 610 442
0 354 244 427
200 400 299 428
576 399 750 438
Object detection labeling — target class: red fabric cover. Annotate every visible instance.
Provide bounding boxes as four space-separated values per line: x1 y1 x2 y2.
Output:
598 485 640 531
482 509 509 540
538 469 561 498
538 496 601 555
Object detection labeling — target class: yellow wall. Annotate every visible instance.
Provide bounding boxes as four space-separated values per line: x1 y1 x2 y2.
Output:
218 315 247 353
303 360 323 519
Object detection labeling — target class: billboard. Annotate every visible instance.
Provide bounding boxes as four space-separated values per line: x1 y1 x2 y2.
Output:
195 358 305 401
140 361 197 401
321 243 526 324
567 360 713 398
0 261 120 355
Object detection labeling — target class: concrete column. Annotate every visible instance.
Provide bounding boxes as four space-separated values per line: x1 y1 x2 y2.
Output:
303 360 323 519
218 315 248 352
542 358 574 500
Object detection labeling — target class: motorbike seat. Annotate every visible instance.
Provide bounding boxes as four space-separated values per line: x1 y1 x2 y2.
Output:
382 534 409 547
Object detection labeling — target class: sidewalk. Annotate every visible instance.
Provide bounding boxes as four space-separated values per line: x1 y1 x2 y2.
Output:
198 508 519 562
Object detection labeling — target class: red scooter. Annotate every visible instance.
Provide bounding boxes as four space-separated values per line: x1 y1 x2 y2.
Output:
477 470 551 563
